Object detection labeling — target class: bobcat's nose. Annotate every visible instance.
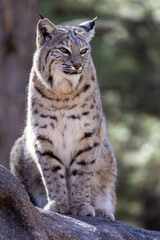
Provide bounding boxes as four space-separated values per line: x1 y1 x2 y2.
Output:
73 63 82 70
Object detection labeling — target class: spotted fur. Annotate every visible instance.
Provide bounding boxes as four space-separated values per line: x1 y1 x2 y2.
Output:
10 18 117 219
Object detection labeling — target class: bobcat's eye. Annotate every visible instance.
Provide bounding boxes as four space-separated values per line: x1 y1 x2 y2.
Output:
80 48 88 55
59 47 70 55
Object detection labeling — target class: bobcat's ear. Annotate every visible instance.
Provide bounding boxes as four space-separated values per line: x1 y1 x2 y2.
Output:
37 18 57 47
78 17 97 42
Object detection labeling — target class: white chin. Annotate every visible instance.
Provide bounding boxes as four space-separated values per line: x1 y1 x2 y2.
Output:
65 73 81 88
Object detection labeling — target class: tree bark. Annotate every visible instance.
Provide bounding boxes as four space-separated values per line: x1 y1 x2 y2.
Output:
0 0 39 168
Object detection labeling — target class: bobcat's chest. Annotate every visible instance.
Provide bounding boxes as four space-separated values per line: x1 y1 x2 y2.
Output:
46 112 85 166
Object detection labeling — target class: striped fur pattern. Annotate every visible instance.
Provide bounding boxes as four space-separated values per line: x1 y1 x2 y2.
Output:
10 18 117 220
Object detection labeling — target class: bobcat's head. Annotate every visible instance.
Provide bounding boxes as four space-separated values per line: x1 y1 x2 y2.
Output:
34 17 96 90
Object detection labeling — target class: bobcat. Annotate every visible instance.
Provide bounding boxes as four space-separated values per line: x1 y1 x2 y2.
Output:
10 17 117 220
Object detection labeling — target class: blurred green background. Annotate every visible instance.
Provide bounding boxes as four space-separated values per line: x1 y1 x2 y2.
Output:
0 0 160 231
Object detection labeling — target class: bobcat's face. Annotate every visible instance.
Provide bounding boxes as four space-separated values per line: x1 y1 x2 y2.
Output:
55 32 90 75
34 18 96 90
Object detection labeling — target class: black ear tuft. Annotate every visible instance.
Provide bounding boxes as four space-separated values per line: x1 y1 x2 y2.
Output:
89 17 97 30
39 14 44 19
79 17 97 32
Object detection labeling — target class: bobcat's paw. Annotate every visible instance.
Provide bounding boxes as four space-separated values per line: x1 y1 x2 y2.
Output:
44 200 69 214
95 209 115 221
71 203 95 217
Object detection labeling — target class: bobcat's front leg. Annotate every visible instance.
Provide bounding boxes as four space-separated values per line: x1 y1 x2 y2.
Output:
36 151 69 214
69 143 99 216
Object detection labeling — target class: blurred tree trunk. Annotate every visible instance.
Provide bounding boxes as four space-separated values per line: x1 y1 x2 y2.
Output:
0 0 39 168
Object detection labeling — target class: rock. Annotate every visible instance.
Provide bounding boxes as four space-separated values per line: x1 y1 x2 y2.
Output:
0 164 160 240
